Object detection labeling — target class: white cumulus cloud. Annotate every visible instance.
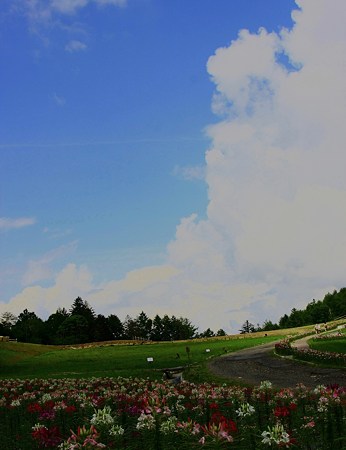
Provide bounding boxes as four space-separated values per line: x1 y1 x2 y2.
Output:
0 264 94 319
168 0 346 330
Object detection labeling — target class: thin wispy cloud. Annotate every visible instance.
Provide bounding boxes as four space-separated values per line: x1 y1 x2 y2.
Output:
7 0 127 50
65 39 87 53
43 227 73 240
14 0 127 21
51 0 127 15
22 241 78 286
52 93 66 106
0 217 36 232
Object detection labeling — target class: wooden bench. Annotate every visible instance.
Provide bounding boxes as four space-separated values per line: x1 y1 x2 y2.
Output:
157 366 186 384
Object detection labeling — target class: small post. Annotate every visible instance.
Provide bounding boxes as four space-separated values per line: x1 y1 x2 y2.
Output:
185 346 190 364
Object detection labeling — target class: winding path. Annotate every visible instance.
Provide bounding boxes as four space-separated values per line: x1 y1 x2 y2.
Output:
207 337 346 389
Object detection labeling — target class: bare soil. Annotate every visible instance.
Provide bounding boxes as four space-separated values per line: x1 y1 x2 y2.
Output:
208 341 346 389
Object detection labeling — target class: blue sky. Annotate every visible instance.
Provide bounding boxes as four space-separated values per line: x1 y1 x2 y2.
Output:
1 0 345 333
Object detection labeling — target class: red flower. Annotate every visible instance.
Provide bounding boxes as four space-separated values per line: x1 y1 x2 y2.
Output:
228 419 237 433
28 402 42 413
211 411 225 423
32 426 62 448
65 405 77 414
44 400 55 410
274 406 290 417
210 412 237 433
209 402 219 409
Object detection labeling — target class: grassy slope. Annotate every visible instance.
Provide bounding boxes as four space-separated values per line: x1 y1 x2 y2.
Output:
0 342 58 366
0 334 282 381
2 322 344 382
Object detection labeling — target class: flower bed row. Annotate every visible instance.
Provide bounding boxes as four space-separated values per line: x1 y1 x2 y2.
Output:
1 376 345 449
275 337 346 366
312 332 346 341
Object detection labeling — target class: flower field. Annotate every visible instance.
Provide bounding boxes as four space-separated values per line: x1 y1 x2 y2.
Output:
1 376 345 449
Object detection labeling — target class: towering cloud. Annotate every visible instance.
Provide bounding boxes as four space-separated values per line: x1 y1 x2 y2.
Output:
166 0 346 329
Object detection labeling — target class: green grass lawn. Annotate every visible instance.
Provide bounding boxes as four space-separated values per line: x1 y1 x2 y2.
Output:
309 337 346 354
0 335 281 381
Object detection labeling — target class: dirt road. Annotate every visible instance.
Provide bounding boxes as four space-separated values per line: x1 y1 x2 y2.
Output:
207 340 346 389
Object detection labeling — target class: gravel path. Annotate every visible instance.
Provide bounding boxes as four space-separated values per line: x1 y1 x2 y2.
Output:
207 339 346 389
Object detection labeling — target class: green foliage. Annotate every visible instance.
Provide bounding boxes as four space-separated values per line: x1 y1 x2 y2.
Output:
93 314 114 342
44 308 69 344
261 320 280 331
57 315 89 344
216 328 226 336
69 297 95 322
150 314 164 341
123 312 153 340
12 309 45 344
198 328 215 338
107 314 124 339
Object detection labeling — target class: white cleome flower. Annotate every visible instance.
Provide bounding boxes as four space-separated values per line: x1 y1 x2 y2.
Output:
259 381 273 390
90 405 115 426
236 402 255 418
261 423 290 446
109 424 125 436
160 416 178 434
136 413 156 431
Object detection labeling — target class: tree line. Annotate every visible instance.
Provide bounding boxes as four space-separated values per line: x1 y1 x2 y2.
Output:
276 287 346 328
239 287 346 333
0 297 226 345
1 288 345 344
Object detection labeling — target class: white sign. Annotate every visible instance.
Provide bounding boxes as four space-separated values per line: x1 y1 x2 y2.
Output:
147 357 154 362
206 349 210 353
